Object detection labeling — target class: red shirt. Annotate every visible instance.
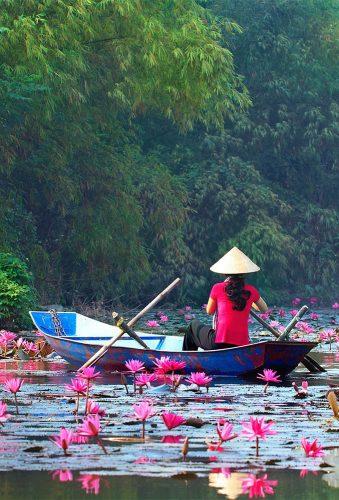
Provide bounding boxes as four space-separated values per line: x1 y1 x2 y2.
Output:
210 281 260 345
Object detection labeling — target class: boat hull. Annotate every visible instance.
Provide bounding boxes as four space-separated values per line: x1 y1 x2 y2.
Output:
42 332 317 376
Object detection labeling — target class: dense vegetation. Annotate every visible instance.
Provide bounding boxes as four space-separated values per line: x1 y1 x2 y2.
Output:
0 0 338 324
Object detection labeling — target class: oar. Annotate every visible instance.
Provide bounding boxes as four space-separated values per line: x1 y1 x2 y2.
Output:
250 308 325 373
78 278 180 370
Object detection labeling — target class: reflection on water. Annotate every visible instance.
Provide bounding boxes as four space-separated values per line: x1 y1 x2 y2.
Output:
209 470 248 499
0 470 338 499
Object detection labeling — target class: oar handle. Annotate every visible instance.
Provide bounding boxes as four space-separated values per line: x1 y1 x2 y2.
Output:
112 312 150 349
277 305 309 341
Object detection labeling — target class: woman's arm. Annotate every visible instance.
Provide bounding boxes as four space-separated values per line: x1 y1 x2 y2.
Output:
253 297 268 313
206 297 217 315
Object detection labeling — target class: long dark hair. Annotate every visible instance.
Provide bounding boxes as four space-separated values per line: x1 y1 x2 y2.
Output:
225 275 250 311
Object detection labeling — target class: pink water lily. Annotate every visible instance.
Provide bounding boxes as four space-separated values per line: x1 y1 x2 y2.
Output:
125 359 145 392
135 372 157 390
216 419 237 444
72 432 89 444
0 401 10 424
0 331 17 356
184 313 194 321
301 438 324 458
319 329 337 350
153 356 186 374
65 378 88 414
78 414 107 454
77 366 100 414
186 371 213 392
296 321 314 334
146 320 159 328
21 340 39 356
133 400 156 439
278 308 286 317
332 302 339 309
3 377 24 415
241 417 276 456
290 309 298 316
242 473 278 498
52 469 73 482
310 312 319 320
257 369 281 393
78 474 101 495
292 297 302 306
161 412 186 430
309 297 318 305
86 400 106 417
185 306 192 311
50 428 73 455
159 314 169 323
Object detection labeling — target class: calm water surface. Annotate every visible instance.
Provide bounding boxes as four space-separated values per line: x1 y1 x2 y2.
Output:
0 307 338 498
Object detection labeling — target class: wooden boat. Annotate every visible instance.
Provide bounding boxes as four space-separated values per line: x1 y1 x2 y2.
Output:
30 311 317 376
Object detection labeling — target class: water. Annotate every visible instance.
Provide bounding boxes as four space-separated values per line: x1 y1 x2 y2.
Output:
0 307 338 498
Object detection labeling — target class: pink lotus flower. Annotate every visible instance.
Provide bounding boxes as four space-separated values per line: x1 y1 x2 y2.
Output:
278 308 286 317
290 309 298 316
319 328 337 350
301 438 324 458
332 302 339 309
161 412 186 430
177 308 185 315
292 381 309 398
296 321 314 334
185 306 192 311
260 311 270 321
184 314 194 321
125 359 145 373
3 377 24 415
21 340 39 355
77 366 101 381
78 474 100 495
309 297 318 305
78 414 107 454
50 428 73 455
0 401 10 424
77 367 100 414
310 312 319 321
242 473 278 498
159 314 169 323
135 372 157 388
52 469 73 482
65 377 88 414
78 414 101 437
153 356 186 374
257 369 281 393
292 297 301 306
65 378 88 395
133 400 156 439
241 417 276 456
125 359 145 393
216 419 237 443
0 331 17 343
86 400 106 417
146 320 159 328
134 456 155 464
186 371 213 392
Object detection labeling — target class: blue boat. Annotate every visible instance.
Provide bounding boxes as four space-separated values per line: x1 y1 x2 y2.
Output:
30 311 317 376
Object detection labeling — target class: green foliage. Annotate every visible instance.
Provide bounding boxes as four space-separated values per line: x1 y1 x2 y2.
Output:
0 0 337 323
0 254 36 328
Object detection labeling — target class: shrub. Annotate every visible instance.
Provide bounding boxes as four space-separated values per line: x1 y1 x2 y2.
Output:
0 253 36 329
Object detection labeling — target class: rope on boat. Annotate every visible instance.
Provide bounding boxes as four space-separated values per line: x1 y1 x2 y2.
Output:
49 309 66 337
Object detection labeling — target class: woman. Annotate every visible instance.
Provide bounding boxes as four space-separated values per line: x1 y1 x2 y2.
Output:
182 247 268 351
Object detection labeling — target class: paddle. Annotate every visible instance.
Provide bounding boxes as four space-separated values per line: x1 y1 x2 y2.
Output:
111 311 150 349
250 307 325 373
78 278 181 370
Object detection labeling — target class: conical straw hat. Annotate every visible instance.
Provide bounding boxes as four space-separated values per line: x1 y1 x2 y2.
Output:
210 246 260 274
